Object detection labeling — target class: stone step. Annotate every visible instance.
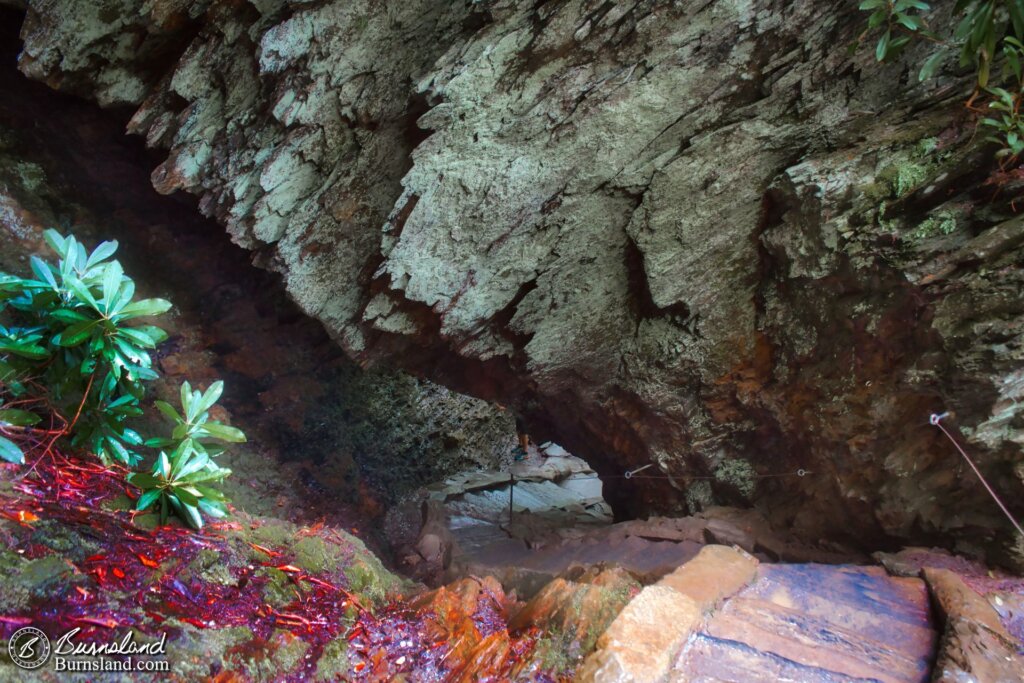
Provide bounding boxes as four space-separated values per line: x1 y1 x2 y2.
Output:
679 564 936 683
741 564 937 656
579 548 938 683
699 597 931 683
579 545 760 682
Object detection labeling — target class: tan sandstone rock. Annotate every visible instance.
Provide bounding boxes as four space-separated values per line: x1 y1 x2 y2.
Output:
577 545 758 682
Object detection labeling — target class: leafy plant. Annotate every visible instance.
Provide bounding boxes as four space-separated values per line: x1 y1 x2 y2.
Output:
128 381 242 529
0 398 39 464
0 231 168 465
858 1 1024 161
0 230 244 528
951 0 1024 87
982 79 1024 158
859 0 932 63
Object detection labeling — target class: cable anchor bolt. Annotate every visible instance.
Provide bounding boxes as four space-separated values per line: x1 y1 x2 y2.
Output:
624 464 654 480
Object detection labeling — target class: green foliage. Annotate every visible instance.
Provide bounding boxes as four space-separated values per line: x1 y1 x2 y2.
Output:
0 433 25 464
128 380 242 529
858 1 1024 161
0 230 244 528
981 44 1024 158
859 0 931 63
882 161 930 196
912 209 961 239
0 402 40 464
0 230 168 465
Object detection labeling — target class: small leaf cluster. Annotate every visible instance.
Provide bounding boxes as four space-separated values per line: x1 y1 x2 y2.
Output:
128 381 243 528
861 1 1024 80
860 0 932 63
952 0 1024 87
918 1 1024 85
0 230 244 528
982 75 1024 157
859 1 1024 161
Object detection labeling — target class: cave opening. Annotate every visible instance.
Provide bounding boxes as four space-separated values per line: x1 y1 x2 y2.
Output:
0 6 621 573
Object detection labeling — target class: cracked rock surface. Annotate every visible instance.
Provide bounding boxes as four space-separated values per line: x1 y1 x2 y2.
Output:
10 0 1024 564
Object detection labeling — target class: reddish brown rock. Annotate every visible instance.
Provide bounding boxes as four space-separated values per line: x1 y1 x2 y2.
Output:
925 567 1024 683
508 566 640 675
877 546 998 578
698 507 866 564
878 546 1024 647
578 585 702 683
704 598 929 683
408 576 521 680
615 516 707 544
703 517 758 553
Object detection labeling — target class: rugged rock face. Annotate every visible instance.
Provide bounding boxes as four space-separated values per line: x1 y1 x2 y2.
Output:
0 23 517 527
9 1 1024 562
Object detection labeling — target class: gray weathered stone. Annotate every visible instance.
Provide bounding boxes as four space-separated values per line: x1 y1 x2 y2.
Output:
12 0 1024 564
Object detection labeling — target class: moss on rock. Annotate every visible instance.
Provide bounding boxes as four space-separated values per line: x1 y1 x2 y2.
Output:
162 625 254 680
258 566 301 607
313 637 351 681
27 519 102 561
911 209 960 240
239 517 406 605
292 536 343 574
877 162 929 198
343 555 403 605
0 552 83 613
714 459 757 498
185 548 236 586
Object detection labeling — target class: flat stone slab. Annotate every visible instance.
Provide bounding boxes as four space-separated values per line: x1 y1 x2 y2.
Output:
680 633 876 683
658 544 759 607
471 532 704 577
578 551 938 683
675 563 937 683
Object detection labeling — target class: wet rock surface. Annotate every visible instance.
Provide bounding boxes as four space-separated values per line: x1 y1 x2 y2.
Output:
925 567 1024 683
579 545 759 683
0 455 409 682
396 459 871 605
7 0 1024 564
0 445 1017 681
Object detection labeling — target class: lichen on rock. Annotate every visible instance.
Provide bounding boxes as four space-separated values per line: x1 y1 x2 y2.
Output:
9 0 1024 566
